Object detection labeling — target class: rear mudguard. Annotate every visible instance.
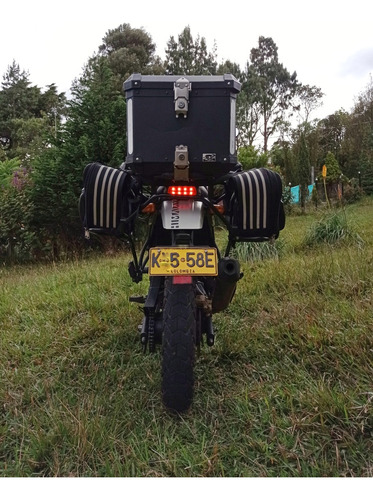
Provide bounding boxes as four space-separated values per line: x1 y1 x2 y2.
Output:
161 199 204 230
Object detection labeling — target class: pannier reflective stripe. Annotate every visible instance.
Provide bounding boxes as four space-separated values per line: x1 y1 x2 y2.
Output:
80 162 140 235
91 165 125 228
238 169 269 231
225 167 285 241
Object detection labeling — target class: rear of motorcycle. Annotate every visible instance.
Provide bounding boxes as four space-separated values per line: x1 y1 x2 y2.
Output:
131 185 242 413
80 74 285 413
122 74 243 412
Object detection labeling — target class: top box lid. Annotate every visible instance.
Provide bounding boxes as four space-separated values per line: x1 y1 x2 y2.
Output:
123 73 241 93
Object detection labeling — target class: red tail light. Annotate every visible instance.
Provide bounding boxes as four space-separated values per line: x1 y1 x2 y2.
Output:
167 185 197 197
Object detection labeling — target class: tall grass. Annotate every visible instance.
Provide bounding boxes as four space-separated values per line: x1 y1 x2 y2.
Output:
1 199 372 477
303 210 364 248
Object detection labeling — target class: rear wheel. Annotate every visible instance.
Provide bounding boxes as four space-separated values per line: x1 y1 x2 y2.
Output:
161 277 196 412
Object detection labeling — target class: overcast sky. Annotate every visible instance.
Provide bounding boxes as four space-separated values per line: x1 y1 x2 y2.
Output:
2 0 372 122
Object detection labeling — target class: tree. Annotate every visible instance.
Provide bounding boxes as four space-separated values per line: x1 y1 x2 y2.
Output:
236 67 261 147
242 37 298 152
317 110 349 169
97 23 164 89
359 129 373 193
30 57 127 256
294 84 324 124
0 159 36 262
0 61 40 121
343 75 373 182
324 151 342 182
0 61 66 161
164 26 217 75
237 145 269 170
270 140 297 185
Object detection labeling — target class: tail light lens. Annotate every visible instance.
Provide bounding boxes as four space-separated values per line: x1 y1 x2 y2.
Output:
167 185 197 197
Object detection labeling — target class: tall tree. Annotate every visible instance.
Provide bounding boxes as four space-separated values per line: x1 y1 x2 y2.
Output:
324 151 342 182
242 37 298 152
294 84 324 124
31 57 127 254
97 23 164 88
164 26 217 75
0 61 66 160
317 110 349 168
0 61 40 121
359 129 373 193
343 75 373 183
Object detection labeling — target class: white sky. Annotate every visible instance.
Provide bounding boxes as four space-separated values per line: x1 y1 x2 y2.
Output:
1 0 373 122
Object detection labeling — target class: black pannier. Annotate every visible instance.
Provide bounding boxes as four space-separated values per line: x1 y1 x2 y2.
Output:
225 168 285 241
79 162 140 236
123 73 241 184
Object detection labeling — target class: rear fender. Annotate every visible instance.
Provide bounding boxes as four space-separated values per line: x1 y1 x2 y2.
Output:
161 199 204 230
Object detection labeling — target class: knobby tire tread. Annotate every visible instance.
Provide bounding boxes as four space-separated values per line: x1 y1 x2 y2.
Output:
161 277 196 412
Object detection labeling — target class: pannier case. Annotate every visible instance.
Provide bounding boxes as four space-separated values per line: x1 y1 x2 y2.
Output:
225 168 285 242
123 74 241 184
80 162 140 236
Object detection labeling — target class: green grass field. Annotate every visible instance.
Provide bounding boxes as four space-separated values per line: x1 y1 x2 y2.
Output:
1 199 372 477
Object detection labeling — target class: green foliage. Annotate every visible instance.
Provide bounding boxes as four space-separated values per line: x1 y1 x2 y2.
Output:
294 84 324 123
343 76 373 179
27 58 127 258
303 210 363 248
243 37 298 151
237 145 269 170
342 183 365 204
359 128 373 194
165 26 217 75
271 141 297 185
1 202 372 476
0 168 37 263
64 57 127 167
0 157 20 185
0 61 40 121
0 61 66 162
318 110 349 158
97 23 164 89
232 240 283 262
324 151 342 182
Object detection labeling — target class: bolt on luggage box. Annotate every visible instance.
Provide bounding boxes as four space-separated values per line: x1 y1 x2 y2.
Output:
123 73 241 184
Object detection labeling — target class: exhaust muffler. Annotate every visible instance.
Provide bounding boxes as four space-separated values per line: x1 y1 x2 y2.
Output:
212 257 241 313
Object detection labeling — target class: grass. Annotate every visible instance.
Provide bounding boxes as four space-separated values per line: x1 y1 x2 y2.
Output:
1 199 373 477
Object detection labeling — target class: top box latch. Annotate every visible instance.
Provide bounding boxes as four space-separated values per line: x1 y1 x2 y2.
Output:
174 77 191 118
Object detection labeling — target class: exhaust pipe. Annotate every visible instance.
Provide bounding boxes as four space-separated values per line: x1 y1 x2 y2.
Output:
212 257 241 313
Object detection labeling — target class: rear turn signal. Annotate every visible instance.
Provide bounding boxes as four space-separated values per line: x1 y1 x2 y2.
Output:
167 185 197 197
141 203 156 214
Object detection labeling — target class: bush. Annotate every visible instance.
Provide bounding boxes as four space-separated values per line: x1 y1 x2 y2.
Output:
342 183 365 204
0 175 37 263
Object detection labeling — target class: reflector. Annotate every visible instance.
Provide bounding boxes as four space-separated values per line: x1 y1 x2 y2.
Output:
173 276 193 285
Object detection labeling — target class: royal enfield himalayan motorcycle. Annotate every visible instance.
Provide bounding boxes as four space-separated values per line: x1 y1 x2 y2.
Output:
80 74 284 412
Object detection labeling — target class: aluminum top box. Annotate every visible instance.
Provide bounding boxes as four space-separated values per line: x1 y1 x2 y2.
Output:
123 74 241 184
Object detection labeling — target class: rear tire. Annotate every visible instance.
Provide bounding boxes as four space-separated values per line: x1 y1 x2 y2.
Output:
161 277 196 412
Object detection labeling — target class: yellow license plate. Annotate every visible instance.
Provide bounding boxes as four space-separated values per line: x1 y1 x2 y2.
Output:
149 247 218 276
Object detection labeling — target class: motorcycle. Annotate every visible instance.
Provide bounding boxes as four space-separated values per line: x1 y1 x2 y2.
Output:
80 74 285 412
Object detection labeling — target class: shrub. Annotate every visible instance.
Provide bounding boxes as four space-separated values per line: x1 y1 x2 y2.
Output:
0 174 37 263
